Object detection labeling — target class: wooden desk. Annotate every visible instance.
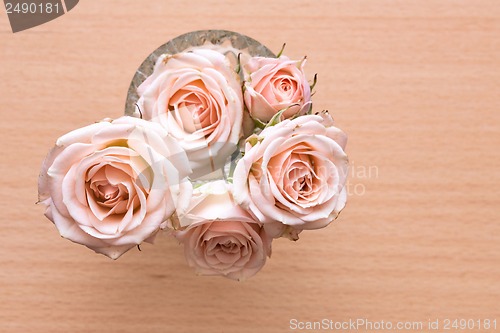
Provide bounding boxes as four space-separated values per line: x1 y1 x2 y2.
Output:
1 1 499 332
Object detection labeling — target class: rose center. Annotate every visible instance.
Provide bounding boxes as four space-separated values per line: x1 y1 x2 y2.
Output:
97 184 118 200
272 74 298 101
219 241 238 254
168 81 217 137
295 175 312 193
280 80 291 92
85 165 132 215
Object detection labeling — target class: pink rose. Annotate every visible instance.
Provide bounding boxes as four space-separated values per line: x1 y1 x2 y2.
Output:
243 56 312 122
233 115 348 236
136 48 244 179
175 181 272 281
38 116 192 259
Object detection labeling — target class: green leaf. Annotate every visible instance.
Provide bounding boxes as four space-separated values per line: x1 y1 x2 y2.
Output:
253 117 267 129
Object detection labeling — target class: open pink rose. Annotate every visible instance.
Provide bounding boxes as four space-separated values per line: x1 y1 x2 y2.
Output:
38 116 192 259
136 48 244 179
233 115 348 236
243 56 311 122
174 181 272 281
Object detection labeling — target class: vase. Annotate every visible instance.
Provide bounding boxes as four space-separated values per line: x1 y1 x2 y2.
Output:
124 29 275 116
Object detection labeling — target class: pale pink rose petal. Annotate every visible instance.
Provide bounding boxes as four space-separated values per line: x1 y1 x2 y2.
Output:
174 181 272 281
243 56 311 122
233 115 348 236
38 116 192 259
136 49 243 179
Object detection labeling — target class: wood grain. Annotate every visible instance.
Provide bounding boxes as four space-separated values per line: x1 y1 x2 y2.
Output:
1 1 499 332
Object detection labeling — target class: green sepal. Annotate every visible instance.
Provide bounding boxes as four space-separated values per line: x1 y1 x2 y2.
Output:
264 103 300 129
276 43 287 58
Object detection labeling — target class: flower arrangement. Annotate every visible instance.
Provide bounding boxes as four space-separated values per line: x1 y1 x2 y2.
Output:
38 31 348 281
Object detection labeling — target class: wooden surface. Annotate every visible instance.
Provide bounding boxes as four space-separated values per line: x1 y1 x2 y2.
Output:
1 1 500 332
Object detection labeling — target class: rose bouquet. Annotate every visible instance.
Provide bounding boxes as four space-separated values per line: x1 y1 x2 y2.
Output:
38 31 348 281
